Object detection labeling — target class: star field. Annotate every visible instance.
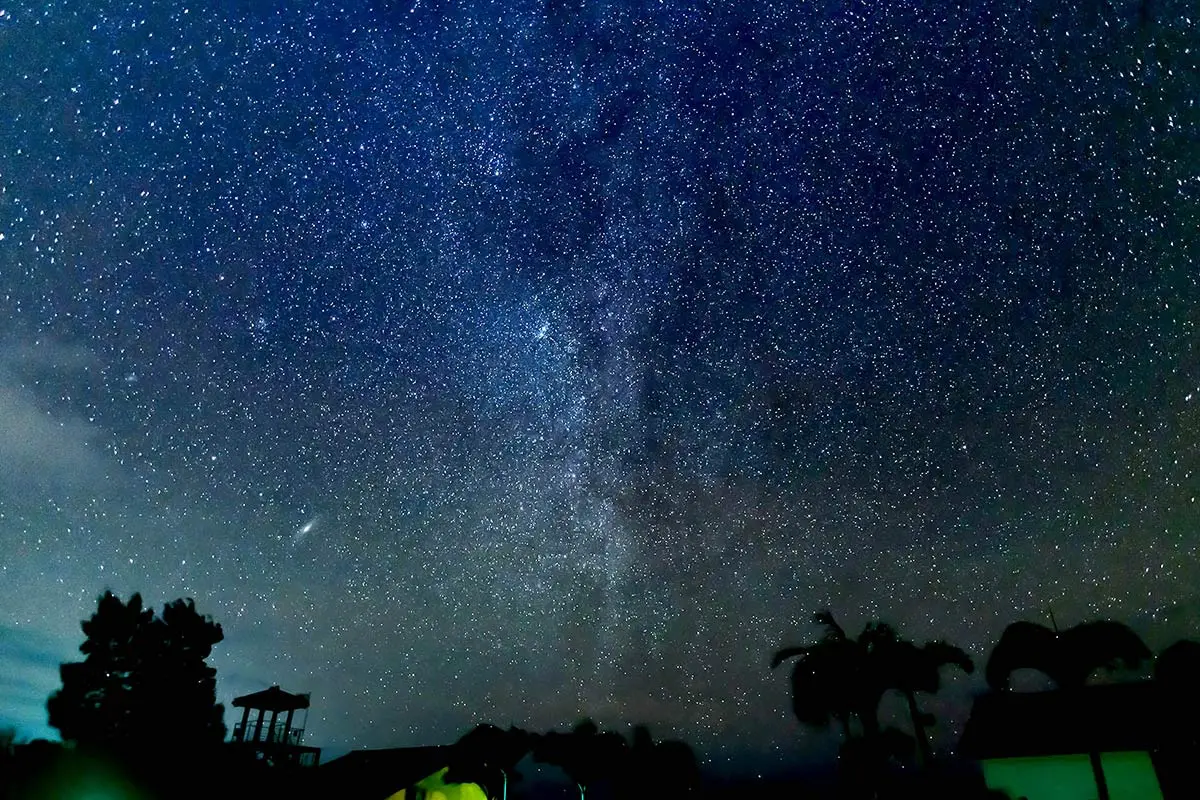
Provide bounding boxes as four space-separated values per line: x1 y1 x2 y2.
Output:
1 0 1198 776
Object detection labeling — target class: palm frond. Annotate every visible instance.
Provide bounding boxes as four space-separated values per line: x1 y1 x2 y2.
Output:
924 641 975 675
770 646 811 670
813 610 847 640
985 620 1057 690
1061 620 1151 674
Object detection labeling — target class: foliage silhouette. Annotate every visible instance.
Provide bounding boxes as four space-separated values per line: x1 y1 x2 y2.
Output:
533 719 628 800
1154 638 1200 687
445 724 533 800
622 725 701 799
859 624 974 766
773 611 972 766
46 591 225 750
771 611 869 741
837 726 915 796
449 721 700 800
0 726 16 780
1153 639 1200 800
985 619 1151 691
1156 639 1200 749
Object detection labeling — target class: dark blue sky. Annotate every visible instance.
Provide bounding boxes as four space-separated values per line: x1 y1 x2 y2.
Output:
1 0 1197 777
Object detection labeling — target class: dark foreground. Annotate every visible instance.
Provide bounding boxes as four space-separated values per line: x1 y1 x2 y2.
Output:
0 740 1015 800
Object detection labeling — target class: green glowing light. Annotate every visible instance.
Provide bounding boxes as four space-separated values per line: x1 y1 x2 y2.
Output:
982 751 1164 800
384 767 488 800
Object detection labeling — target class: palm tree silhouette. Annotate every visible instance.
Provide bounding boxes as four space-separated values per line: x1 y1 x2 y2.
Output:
771 611 871 742
985 619 1151 691
859 623 974 766
773 611 972 767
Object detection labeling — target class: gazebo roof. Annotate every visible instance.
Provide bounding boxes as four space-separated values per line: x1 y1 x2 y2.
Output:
231 685 311 711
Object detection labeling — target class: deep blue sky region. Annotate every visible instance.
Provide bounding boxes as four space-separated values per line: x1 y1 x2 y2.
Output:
1 0 1198 776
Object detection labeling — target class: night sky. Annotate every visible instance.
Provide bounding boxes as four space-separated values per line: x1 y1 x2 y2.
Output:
1 0 1198 778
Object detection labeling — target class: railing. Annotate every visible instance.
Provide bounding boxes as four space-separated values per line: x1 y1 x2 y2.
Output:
231 722 305 746
279 727 305 746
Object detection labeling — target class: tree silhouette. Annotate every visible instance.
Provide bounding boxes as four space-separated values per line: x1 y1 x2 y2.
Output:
1156 639 1200 747
446 724 533 800
623 725 700 799
1154 639 1200 799
1154 639 1200 687
773 612 970 750
771 611 871 742
533 720 627 800
773 611 974 798
772 612 899 800
47 591 225 750
985 619 1151 691
859 624 974 766
0 726 15 776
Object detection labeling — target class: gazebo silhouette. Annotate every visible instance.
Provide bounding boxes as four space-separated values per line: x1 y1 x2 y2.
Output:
230 685 321 767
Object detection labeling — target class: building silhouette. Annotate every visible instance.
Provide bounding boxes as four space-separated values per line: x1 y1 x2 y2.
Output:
230 685 320 767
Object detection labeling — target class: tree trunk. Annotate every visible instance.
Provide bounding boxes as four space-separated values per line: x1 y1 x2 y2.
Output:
501 770 507 800
578 782 586 800
904 689 933 767
856 711 886 800
1089 751 1111 800
859 711 881 741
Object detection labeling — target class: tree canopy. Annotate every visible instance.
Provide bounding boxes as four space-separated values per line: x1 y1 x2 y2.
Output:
773 612 972 746
47 591 226 750
985 619 1151 691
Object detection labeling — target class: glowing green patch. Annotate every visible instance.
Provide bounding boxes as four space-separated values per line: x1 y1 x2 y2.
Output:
412 767 488 800
983 754 1097 800
17 753 151 800
1099 751 1164 800
982 751 1163 800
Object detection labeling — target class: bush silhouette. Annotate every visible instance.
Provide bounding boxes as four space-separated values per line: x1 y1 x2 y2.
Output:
446 723 533 799
534 720 628 800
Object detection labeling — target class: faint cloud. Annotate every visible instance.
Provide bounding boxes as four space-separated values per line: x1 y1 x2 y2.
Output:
0 624 72 740
0 339 102 375
0 384 105 485
0 339 110 490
